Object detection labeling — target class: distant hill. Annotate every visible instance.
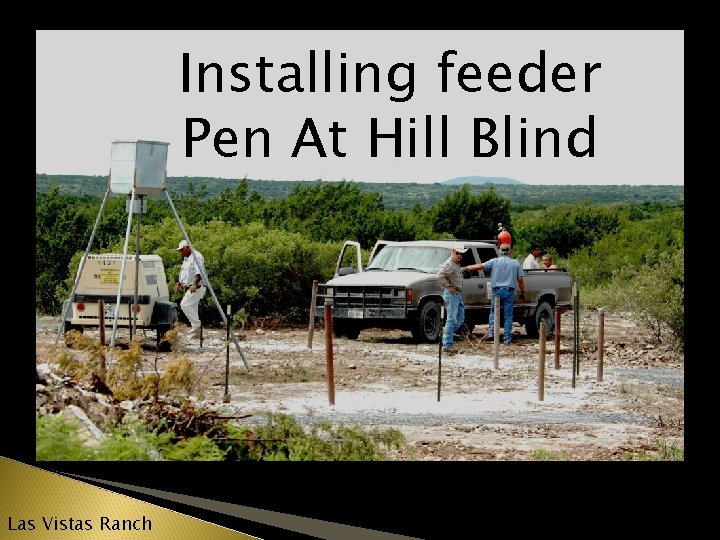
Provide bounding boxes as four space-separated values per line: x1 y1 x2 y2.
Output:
35 174 684 210
444 176 523 185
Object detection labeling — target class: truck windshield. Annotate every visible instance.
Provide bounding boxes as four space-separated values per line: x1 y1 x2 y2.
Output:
367 246 450 273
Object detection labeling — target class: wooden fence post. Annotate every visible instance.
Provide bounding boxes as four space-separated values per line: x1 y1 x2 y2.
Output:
324 302 335 405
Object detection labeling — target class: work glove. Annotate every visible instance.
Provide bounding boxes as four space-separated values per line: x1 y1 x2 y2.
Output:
519 292 526 301
190 283 198 293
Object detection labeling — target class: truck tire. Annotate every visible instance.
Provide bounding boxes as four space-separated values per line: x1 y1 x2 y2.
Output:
333 319 361 340
411 299 441 343
525 300 555 339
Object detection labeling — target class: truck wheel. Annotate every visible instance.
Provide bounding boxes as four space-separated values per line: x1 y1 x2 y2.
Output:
525 301 555 339
411 300 441 343
332 319 361 340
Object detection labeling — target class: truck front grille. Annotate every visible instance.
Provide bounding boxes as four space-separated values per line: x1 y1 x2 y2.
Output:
315 285 409 319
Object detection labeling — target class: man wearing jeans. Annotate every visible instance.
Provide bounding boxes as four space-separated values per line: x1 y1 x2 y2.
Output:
464 243 525 344
436 244 468 353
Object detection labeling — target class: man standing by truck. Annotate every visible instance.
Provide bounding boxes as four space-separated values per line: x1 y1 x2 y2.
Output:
437 244 468 354
523 243 542 269
464 244 525 345
174 239 207 339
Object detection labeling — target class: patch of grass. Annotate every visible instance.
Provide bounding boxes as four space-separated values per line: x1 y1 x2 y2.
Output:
105 339 152 400
620 438 683 461
159 358 197 396
656 438 684 460
655 415 684 429
288 367 312 383
59 334 200 404
54 331 107 379
531 448 568 461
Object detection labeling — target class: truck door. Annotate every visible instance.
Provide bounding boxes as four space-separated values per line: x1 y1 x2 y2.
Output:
461 246 497 313
334 241 364 277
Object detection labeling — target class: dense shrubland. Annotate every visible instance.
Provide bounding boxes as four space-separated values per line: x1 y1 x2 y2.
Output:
36 180 684 348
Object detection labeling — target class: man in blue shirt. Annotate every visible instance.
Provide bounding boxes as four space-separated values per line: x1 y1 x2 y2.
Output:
464 243 525 344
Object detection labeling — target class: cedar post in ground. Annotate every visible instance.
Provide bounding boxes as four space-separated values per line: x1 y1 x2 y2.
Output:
324 302 335 405
597 308 605 382
538 322 546 401
438 305 445 402
98 300 106 347
493 295 500 369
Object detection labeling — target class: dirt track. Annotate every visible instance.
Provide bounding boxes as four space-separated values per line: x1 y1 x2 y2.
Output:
36 310 684 460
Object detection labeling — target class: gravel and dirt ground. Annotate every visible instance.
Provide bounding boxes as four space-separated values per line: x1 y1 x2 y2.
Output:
36 310 684 461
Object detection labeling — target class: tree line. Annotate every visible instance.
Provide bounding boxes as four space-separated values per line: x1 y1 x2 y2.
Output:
36 174 685 210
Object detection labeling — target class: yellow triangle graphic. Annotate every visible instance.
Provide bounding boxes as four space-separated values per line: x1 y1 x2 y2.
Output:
0 457 258 539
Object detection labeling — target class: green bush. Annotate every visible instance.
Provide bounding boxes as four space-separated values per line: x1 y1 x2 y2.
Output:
58 219 344 327
36 411 410 461
579 248 683 348
625 249 684 345
566 207 683 287
36 414 95 461
223 413 408 461
512 202 622 258
42 184 684 336
431 185 512 240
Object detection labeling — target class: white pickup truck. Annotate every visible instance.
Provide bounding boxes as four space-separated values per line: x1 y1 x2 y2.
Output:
315 239 573 343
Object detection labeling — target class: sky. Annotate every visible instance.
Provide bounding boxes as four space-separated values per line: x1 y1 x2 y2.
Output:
36 30 684 186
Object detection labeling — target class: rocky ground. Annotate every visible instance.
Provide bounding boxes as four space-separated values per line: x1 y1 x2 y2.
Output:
36 310 684 461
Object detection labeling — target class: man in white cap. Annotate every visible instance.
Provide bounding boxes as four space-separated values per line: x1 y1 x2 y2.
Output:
436 243 468 353
173 239 207 338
